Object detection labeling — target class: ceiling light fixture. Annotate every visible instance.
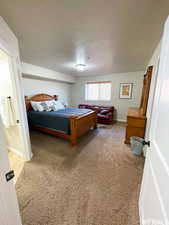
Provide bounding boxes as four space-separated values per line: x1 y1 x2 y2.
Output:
76 63 86 71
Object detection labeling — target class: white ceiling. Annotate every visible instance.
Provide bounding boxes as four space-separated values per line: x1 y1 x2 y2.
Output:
0 0 169 76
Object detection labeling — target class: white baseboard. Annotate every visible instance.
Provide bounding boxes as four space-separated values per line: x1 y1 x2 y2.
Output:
30 151 33 159
7 146 24 158
116 119 127 123
139 203 144 225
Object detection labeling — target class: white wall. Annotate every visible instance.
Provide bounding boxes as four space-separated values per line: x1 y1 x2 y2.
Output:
22 62 76 84
0 59 13 97
22 77 72 105
21 62 76 106
71 71 144 121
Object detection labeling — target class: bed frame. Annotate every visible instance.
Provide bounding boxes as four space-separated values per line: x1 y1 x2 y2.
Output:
25 93 97 145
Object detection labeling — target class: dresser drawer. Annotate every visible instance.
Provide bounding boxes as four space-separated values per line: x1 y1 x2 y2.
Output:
127 117 146 128
125 125 145 144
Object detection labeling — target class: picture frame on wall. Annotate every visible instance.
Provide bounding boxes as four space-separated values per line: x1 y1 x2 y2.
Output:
119 83 133 99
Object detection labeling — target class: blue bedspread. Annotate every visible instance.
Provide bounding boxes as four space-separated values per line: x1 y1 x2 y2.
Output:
27 108 92 134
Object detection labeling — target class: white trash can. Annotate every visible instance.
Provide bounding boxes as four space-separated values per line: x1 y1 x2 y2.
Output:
130 136 144 156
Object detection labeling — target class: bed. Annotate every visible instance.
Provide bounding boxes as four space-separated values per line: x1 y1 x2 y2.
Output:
25 93 97 145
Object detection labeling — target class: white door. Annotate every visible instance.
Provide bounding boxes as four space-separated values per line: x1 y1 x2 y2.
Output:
0 116 22 225
139 17 169 225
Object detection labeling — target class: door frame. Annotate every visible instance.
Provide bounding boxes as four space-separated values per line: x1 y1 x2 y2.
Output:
0 16 32 161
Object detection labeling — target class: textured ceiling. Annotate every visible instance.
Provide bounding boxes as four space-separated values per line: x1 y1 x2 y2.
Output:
0 0 169 76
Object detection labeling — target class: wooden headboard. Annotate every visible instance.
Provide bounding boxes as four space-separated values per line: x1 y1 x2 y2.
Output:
25 93 58 111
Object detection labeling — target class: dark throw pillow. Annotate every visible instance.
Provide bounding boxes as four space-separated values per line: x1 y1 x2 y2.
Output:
100 109 109 115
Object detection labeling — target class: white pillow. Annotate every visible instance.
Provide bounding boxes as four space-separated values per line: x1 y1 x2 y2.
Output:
36 102 44 112
30 101 39 111
45 100 56 111
31 100 65 112
53 100 65 111
30 101 47 112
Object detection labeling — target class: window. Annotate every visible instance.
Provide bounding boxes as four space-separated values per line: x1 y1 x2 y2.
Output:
85 81 111 101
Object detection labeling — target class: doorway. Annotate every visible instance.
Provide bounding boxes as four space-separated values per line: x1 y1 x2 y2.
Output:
0 48 25 183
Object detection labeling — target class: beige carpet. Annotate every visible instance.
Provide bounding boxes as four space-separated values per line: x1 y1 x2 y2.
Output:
16 123 144 225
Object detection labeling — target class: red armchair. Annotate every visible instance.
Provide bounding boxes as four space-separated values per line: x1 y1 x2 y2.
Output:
79 104 114 124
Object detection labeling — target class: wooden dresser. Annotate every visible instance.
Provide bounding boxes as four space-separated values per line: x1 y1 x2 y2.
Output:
124 66 153 144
